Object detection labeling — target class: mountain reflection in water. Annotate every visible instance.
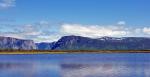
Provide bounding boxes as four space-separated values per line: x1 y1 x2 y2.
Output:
61 63 150 77
61 63 133 77
0 62 60 77
0 53 149 77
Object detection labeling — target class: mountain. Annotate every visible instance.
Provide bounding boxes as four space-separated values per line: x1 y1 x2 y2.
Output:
36 42 55 50
1 35 150 50
51 35 150 50
0 36 36 50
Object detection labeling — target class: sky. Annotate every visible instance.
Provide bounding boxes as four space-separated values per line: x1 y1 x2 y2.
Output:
0 0 150 42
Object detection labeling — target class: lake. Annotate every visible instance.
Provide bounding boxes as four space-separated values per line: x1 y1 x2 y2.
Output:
0 53 150 77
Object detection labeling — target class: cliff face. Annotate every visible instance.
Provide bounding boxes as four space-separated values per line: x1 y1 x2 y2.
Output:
51 36 150 50
1 35 150 50
0 36 36 50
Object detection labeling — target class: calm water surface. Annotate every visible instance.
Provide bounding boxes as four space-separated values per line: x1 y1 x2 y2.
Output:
0 53 150 77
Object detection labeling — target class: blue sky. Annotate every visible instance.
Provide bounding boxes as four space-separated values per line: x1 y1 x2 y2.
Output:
0 0 150 42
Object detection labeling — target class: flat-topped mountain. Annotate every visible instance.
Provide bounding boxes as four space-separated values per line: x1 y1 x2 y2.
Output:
51 36 150 50
0 36 36 50
1 35 150 50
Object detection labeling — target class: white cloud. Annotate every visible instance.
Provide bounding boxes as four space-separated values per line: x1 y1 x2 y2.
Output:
117 21 126 25
0 21 61 42
0 0 16 9
1 21 150 42
0 32 25 39
134 28 142 33
143 27 150 34
20 24 42 36
0 24 42 40
61 24 129 38
35 35 61 43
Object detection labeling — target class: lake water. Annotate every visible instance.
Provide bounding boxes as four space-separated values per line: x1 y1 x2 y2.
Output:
0 53 150 77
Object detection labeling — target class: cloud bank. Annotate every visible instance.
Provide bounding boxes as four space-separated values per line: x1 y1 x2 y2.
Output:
0 21 150 42
143 27 150 34
61 24 129 38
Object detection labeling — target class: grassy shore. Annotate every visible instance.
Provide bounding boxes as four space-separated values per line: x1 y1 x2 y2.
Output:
0 51 66 54
0 50 150 54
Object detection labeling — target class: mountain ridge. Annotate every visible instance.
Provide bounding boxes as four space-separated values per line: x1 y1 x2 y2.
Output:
1 35 150 50
51 35 150 50
0 36 36 50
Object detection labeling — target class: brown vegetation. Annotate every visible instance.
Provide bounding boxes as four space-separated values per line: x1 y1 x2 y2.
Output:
0 50 150 54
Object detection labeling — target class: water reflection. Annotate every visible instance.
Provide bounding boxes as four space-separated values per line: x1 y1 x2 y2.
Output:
0 54 149 77
0 63 29 69
60 62 150 77
61 63 134 77
0 62 60 77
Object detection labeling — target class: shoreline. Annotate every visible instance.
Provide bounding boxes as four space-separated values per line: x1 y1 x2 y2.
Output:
0 50 150 54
